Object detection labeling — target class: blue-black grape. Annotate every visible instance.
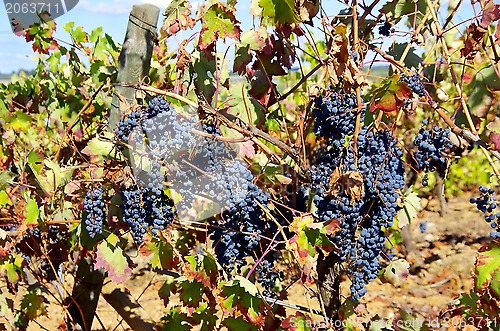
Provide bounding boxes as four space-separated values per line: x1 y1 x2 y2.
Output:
378 22 394 37
400 73 426 97
312 89 405 300
413 124 454 180
470 186 500 238
83 187 105 238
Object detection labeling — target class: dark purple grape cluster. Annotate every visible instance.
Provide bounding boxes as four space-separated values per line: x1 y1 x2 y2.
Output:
413 123 454 183
115 97 280 292
312 90 359 151
400 73 426 97
378 22 394 37
83 187 105 238
312 91 405 301
114 110 141 146
470 186 500 238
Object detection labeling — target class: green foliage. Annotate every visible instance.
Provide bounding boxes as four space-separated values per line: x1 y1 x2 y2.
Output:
2 0 500 329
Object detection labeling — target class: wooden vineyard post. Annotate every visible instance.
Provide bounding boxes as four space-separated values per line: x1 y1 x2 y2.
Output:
67 4 160 331
109 4 160 127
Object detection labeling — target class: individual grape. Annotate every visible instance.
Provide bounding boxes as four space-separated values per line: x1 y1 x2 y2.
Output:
419 221 427 233
400 73 426 97
83 187 105 238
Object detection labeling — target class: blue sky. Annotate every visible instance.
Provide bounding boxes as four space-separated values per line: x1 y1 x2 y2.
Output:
0 0 475 74
0 0 170 73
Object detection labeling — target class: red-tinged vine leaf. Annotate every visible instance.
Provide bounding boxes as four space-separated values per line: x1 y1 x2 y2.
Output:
24 21 59 55
184 253 218 288
496 23 500 45
381 259 410 286
81 136 115 163
288 215 336 283
461 23 486 62
221 276 265 327
258 0 300 24
248 70 277 106
223 316 258 331
199 3 241 50
370 74 412 113
94 240 133 283
139 237 178 270
239 140 256 158
20 287 48 321
280 312 313 331
160 0 196 38
490 133 500 150
475 243 500 298
480 0 500 28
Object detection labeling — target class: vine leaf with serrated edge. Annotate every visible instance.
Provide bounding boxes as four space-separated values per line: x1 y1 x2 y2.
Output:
475 243 500 299
369 74 412 113
288 214 337 283
160 0 196 38
198 3 242 50
93 236 134 283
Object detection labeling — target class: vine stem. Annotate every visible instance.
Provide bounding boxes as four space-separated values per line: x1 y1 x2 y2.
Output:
369 44 500 169
352 0 363 156
54 82 106 161
126 84 310 178
424 0 500 179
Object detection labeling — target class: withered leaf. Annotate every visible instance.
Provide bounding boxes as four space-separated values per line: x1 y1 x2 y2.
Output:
461 23 486 62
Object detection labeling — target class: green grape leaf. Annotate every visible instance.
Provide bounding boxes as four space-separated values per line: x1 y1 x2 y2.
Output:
0 171 15 190
159 308 192 331
94 241 133 283
258 0 300 24
475 243 500 298
184 253 219 288
20 287 47 320
223 316 259 331
380 0 428 25
396 188 422 228
0 191 11 206
140 238 178 270
199 3 241 50
24 199 39 226
178 280 204 307
81 136 115 163
388 42 422 70
222 276 264 324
